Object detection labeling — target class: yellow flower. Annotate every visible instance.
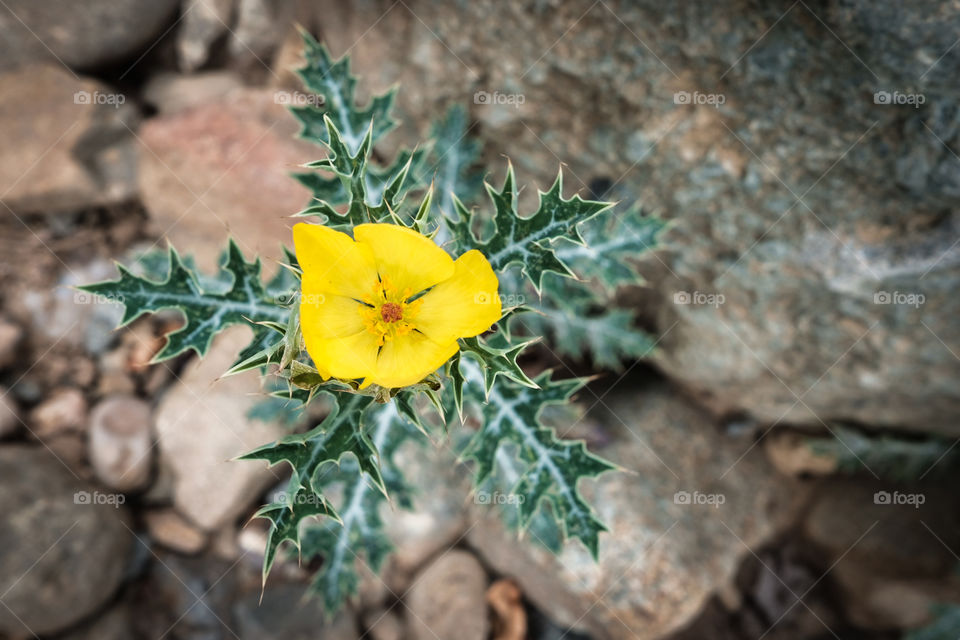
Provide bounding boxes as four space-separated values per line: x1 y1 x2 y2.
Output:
293 222 502 389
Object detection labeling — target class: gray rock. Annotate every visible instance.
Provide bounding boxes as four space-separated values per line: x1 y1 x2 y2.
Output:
0 446 132 636
802 476 960 631
154 326 286 530
0 0 179 70
88 395 153 491
233 582 358 640
177 0 234 71
143 71 245 115
466 384 807 640
310 0 960 435
0 64 138 215
60 604 133 640
404 550 489 640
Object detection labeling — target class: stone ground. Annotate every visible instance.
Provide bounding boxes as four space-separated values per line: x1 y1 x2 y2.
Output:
0 1 958 639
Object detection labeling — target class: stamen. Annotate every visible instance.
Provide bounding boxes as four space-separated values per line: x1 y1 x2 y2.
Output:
380 302 403 323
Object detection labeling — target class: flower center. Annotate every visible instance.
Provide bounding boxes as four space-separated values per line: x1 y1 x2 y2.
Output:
359 275 422 346
380 302 403 323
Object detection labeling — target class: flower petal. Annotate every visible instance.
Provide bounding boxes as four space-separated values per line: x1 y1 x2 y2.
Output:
414 250 501 344
293 223 377 299
354 223 455 296
300 273 366 338
304 330 380 381
363 332 458 389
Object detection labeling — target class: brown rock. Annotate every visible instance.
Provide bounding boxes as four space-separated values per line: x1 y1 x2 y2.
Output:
0 64 138 214
144 508 207 554
154 325 286 530
0 388 20 438
30 387 87 438
0 319 23 368
405 550 489 640
138 86 316 273
764 430 839 477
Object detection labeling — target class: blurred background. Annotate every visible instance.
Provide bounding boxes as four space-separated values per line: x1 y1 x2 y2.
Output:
1 1 959 639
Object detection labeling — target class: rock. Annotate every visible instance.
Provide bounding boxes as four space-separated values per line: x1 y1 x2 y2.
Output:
467 384 807 640
135 552 239 639
0 64 138 214
405 550 490 640
138 86 315 272
228 0 296 73
0 388 20 438
310 0 960 436
143 71 245 114
176 0 234 71
154 325 286 530
764 430 839 477
29 387 87 438
0 0 179 70
144 508 207 554
0 446 132 636
0 319 23 368
233 582 359 639
802 476 960 630
487 579 527 640
88 395 153 491
362 607 404 640
60 603 133 640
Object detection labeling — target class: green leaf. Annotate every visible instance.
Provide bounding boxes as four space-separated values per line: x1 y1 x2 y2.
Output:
300 397 423 613
291 30 396 155
422 104 483 221
239 393 384 503
448 163 612 292
904 604 960 640
459 333 539 396
254 488 339 586
460 360 616 557
79 240 288 363
554 205 666 293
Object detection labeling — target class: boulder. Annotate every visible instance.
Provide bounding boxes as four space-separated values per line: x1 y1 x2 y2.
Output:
0 446 132 636
467 384 806 639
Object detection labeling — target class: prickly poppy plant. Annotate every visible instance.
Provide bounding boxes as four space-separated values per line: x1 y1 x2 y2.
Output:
81 30 665 614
